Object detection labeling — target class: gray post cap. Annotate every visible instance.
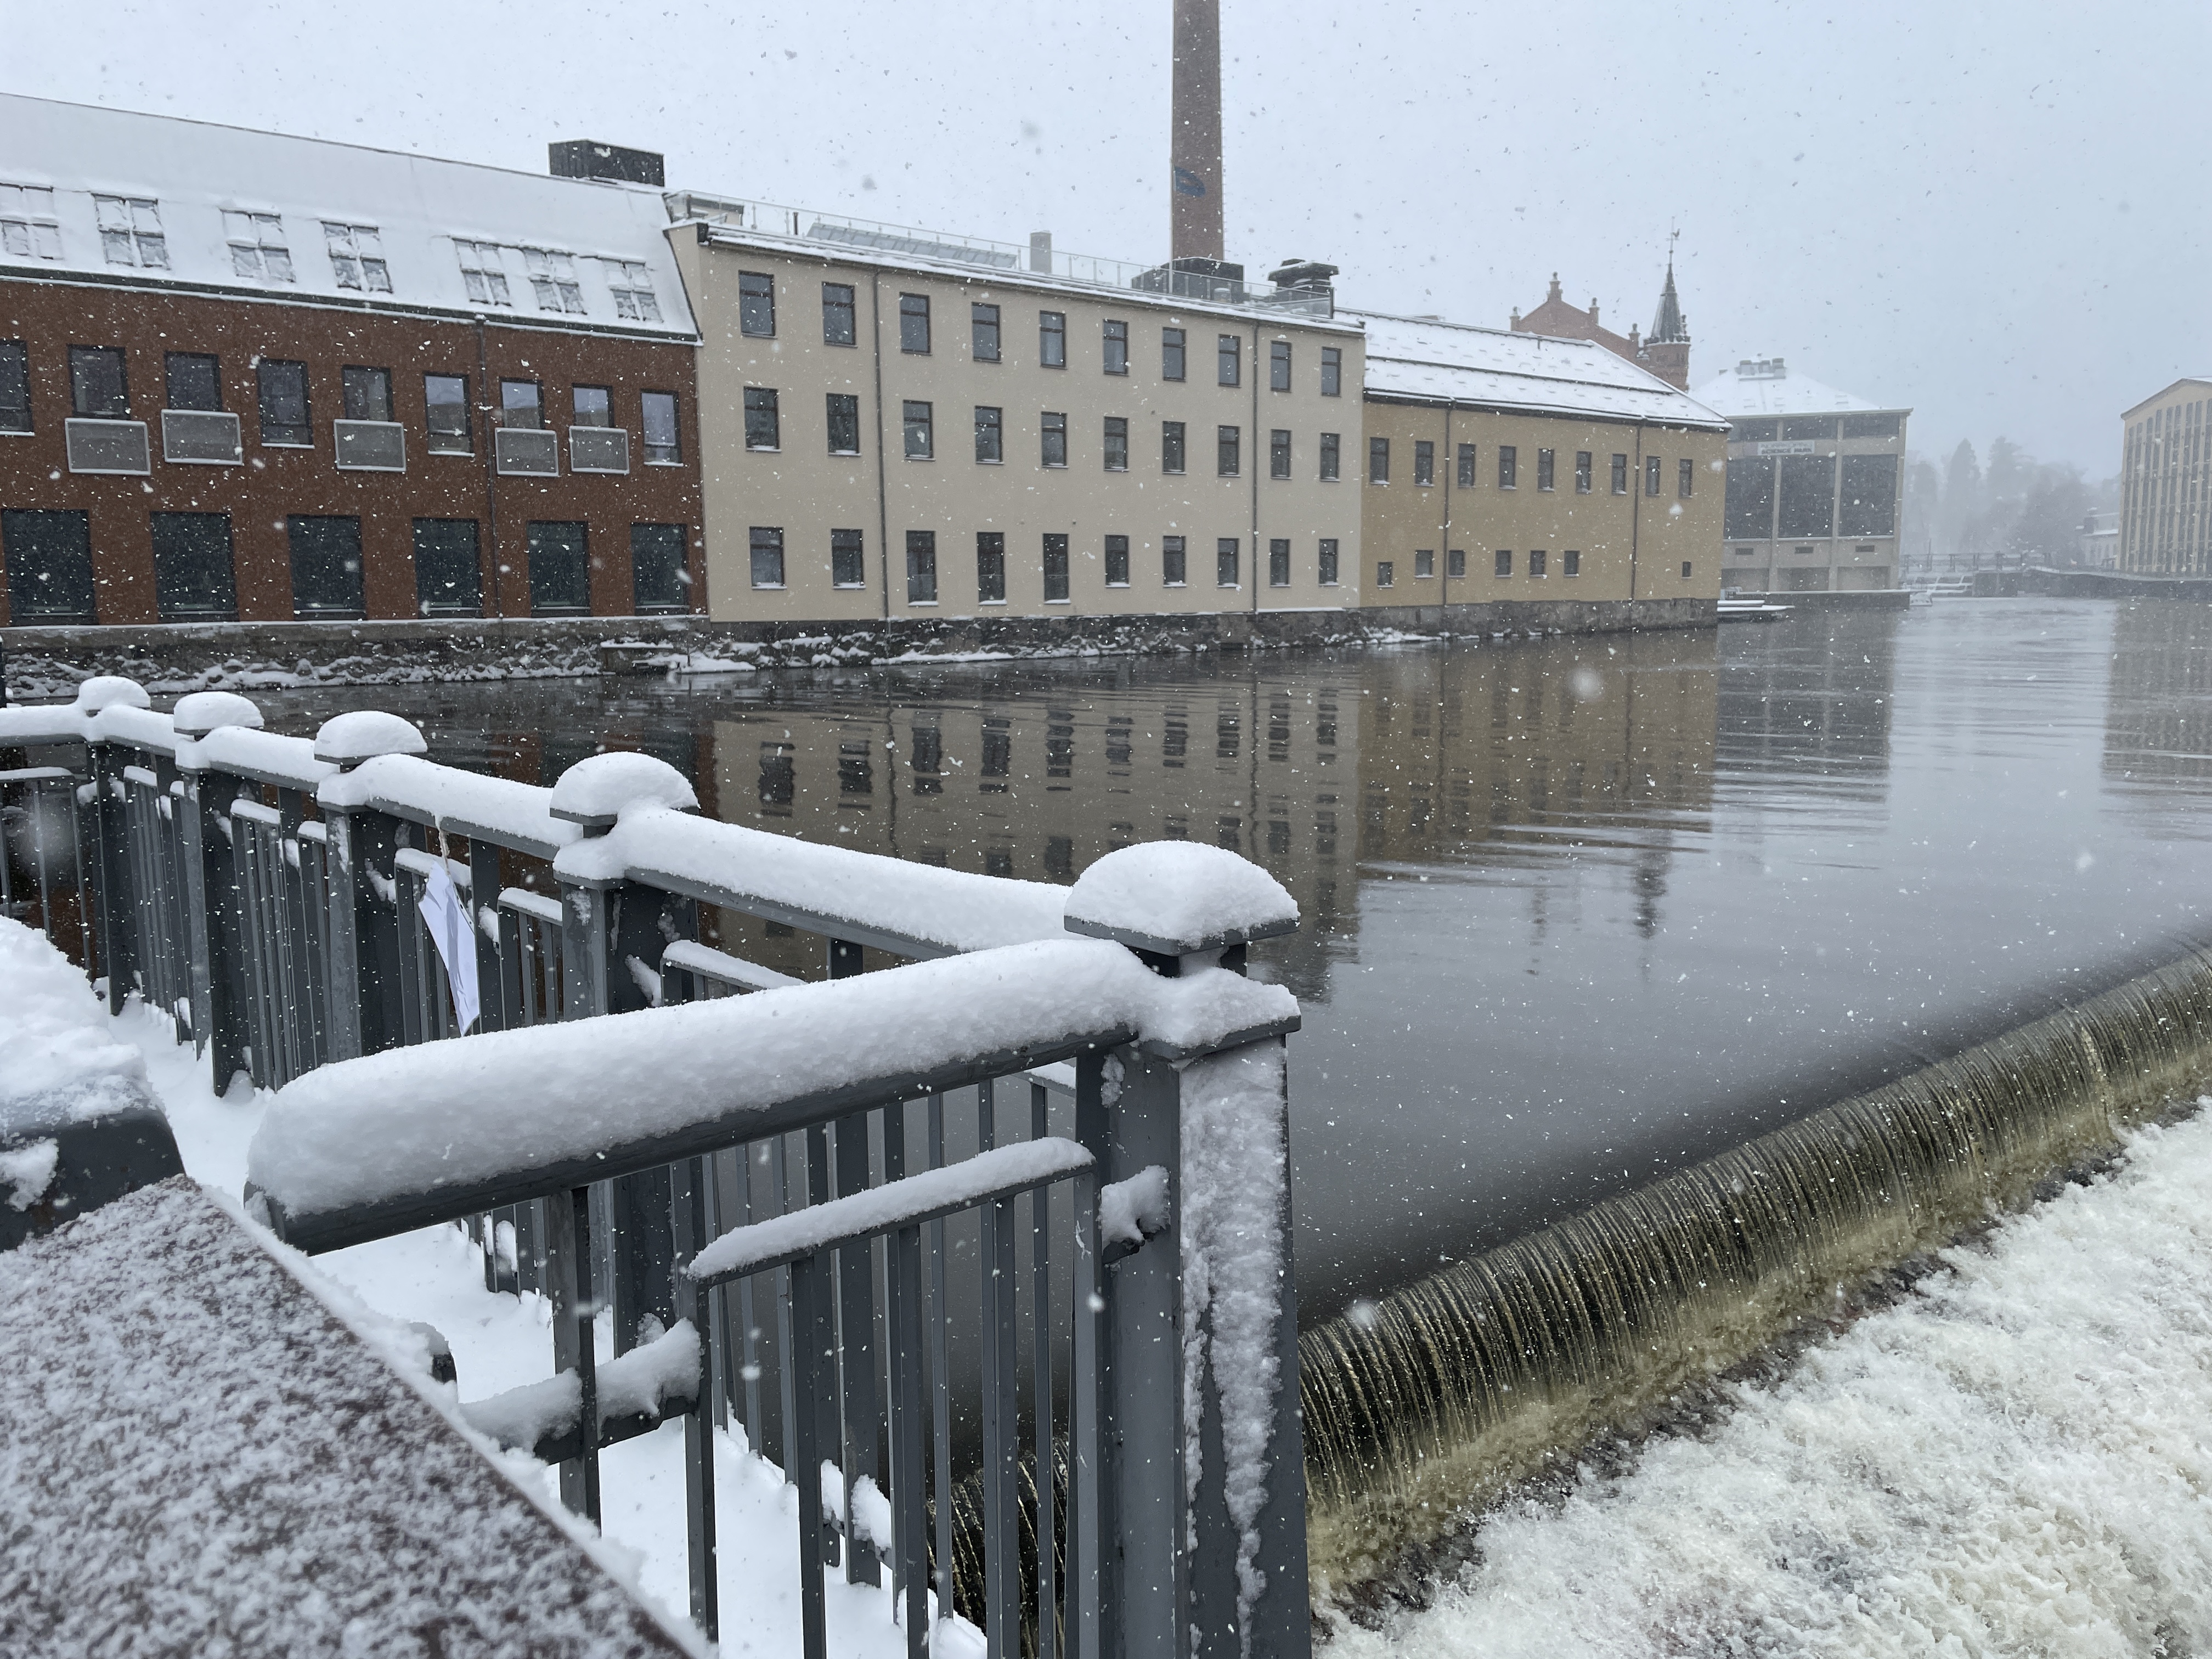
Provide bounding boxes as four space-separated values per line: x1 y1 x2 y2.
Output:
548 751 699 830
1063 842 1299 956
74 675 150 714
313 710 428 768
170 691 266 739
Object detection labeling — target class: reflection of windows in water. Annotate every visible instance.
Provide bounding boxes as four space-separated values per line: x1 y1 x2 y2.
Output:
910 725 943 795
1317 700 1337 750
985 848 1014 878
1316 807 1338 862
1047 710 1074 778
765 919 794 938
1216 709 1240 760
758 743 794 813
838 741 873 799
1216 817 1242 851
1163 713 1187 767
1045 836 1074 881
980 719 1011 789
917 846 948 868
1268 699 1291 759
1162 816 1189 840
1267 818 1291 856
1108 821 1135 853
1105 716 1132 768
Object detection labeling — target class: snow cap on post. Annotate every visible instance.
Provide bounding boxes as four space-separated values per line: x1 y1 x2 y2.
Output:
170 691 264 739
1063 842 1298 957
313 710 427 770
548 751 698 831
72 676 150 714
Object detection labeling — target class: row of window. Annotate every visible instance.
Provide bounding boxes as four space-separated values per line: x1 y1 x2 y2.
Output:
0 507 691 622
744 525 1343 600
0 341 682 462
1729 413 1903 444
1367 441 1693 497
745 273 1344 392
0 183 662 320
1372 548 1587 586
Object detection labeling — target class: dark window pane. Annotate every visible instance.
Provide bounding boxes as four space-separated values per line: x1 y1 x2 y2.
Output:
1495 549 1513 577
1530 549 1548 578
974 405 1002 464
1162 328 1185 381
424 373 469 452
632 522 689 612
1777 454 1837 538
1104 533 1129 586
0 341 29 433
899 293 930 354
1725 456 1777 538
1217 537 1238 587
1103 416 1127 472
1369 436 1389 483
906 531 937 602
1733 418 1779 443
1414 548 1435 578
1575 450 1592 493
1415 440 1435 486
526 521 589 614
1318 539 1339 584
1217 424 1239 476
977 531 1005 602
1269 339 1291 392
1163 420 1186 473
744 386 780 449
1320 432 1339 481
1841 412 1901 440
904 400 933 460
496 377 538 430
1457 443 1476 487
1536 447 1553 490
150 512 236 619
1645 454 1663 496
1163 535 1186 586
972 303 1001 362
1563 549 1580 577
1321 347 1341 397
832 527 866 588
411 518 481 616
1042 411 1067 467
827 393 860 455
1040 312 1065 367
1839 454 1899 536
1611 453 1629 493
3 509 95 620
1781 416 1837 442
821 283 856 346
1270 428 1290 479
69 346 127 417
287 515 364 617
1269 538 1290 586
1498 445 1517 488
750 525 785 588
344 366 393 423
1447 548 1466 578
1217 334 1239 386
642 391 680 462
1043 533 1069 602
165 352 221 411
740 271 776 337
573 385 611 426
759 743 794 812
1103 319 1127 375
1679 458 1695 498
258 360 310 445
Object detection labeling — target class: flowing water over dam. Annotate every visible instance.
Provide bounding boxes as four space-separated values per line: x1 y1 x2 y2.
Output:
251 597 2212 1583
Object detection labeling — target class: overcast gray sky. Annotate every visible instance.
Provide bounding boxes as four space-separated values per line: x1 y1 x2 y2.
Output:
7 0 2205 472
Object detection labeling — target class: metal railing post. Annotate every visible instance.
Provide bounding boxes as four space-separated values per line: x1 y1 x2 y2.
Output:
313 713 428 1061
87 737 136 1015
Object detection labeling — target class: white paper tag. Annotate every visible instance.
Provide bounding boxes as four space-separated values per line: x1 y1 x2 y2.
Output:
417 864 481 1035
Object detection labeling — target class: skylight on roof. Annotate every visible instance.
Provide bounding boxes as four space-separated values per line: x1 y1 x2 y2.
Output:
0 183 61 261
223 211 293 283
93 195 166 269
454 240 511 307
324 222 390 292
522 247 585 315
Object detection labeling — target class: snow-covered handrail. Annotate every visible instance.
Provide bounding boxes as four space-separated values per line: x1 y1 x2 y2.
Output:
318 753 579 859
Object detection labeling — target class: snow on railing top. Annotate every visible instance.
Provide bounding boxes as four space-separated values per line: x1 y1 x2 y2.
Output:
1064 843 1300 957
246 937 1298 1249
319 754 581 860
313 710 427 767
170 691 264 738
549 752 697 828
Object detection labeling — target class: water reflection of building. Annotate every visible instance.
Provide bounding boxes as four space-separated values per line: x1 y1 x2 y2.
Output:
1713 614 1898 795
2102 604 2212 814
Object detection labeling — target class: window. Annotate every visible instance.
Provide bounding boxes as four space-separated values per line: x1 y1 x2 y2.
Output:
1681 561 1694 579
1269 339 1291 392
831 528 866 589
1733 418 1780 443
0 341 29 433
1781 417 1837 442
976 532 1006 602
527 522 590 614
165 353 221 412
1375 561 1393 588
413 519 481 615
1562 549 1580 577
94 196 166 268
605 260 661 321
739 272 776 337
1457 443 1476 488
1040 311 1065 367
1414 441 1435 487
1043 533 1070 602
573 385 611 427
523 249 585 313
1269 538 1291 586
1537 448 1555 491
257 361 311 446
904 400 933 460
749 526 785 588
1369 436 1389 484
324 223 392 292
819 393 860 455
631 524 689 613
0 184 62 260
1498 445 1517 489
1103 320 1128 375
1269 428 1291 479
335 366 394 425
1042 411 1068 468
1321 346 1342 397
3 511 95 621
69 346 127 416
1646 455 1663 496
1104 416 1128 472
1529 549 1548 578
1217 334 1240 386
288 515 364 617
1494 549 1513 577
642 391 681 463
1104 534 1130 587
899 294 931 353
1163 420 1186 474
493 377 536 430
1318 538 1339 584
1575 451 1593 493
822 283 857 346
1217 538 1239 588
1162 328 1186 381
1163 535 1187 586
1447 548 1466 578
972 302 1001 362
742 386 780 450
1612 453 1630 493
1679 458 1695 498
974 405 1003 463
1414 548 1435 578
1839 454 1900 536
418 376 466 451
1841 412 1902 440
455 239 511 303
1320 432 1340 481
221 211 292 282
906 531 938 602
1217 425 1240 477
149 512 236 619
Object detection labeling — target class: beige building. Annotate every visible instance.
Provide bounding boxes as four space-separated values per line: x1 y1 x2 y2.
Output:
1692 357 1910 593
2117 377 2212 576
1349 314 1728 618
663 200 1364 624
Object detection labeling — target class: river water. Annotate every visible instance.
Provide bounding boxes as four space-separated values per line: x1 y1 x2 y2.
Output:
256 598 2212 1323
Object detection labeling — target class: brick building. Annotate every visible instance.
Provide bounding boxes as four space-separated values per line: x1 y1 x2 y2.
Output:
0 96 701 629
1509 259 1692 391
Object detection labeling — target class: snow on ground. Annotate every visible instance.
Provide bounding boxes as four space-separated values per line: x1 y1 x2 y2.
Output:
1333 1106 2212 1658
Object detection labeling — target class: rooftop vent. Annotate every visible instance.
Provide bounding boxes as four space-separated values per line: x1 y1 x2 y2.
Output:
1736 357 1788 380
549 141 665 188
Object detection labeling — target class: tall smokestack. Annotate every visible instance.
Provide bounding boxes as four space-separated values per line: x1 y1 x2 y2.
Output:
1170 0 1223 262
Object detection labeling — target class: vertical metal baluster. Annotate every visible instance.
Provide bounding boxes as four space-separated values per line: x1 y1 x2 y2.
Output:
1032 1079 1057 1659
803 1116 845 1574
890 1214 929 1659
573 1183 602 1526
775 1133 800 1490
980 1077 1022 1657
674 1156 719 1639
836 1104 881 1587
927 1091 953 1626
791 1250 830 1659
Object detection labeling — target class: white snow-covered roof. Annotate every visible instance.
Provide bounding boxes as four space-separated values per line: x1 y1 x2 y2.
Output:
0 94 695 339
1350 311 1728 430
1692 359 1904 419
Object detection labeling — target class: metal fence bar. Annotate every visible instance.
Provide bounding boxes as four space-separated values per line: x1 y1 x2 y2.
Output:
927 1091 955 1626
1031 1077 1058 1659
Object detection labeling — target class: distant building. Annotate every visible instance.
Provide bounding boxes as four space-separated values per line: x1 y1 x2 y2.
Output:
2080 510 2119 569
1510 260 1692 390
1692 357 1911 594
1352 312 1728 618
2117 378 2212 576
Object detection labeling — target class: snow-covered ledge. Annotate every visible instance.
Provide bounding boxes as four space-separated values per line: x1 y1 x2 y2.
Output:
1062 842 1299 969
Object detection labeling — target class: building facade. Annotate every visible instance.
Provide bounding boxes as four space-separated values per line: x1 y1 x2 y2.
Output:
665 206 1364 625
1352 313 1728 613
1693 357 1910 593
2117 378 2212 577
0 95 701 629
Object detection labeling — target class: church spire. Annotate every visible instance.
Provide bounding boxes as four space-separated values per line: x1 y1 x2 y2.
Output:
1649 249 1688 345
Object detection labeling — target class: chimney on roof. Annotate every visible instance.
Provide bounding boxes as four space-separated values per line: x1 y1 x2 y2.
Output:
1030 232 1053 274
1170 0 1224 261
549 140 665 188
